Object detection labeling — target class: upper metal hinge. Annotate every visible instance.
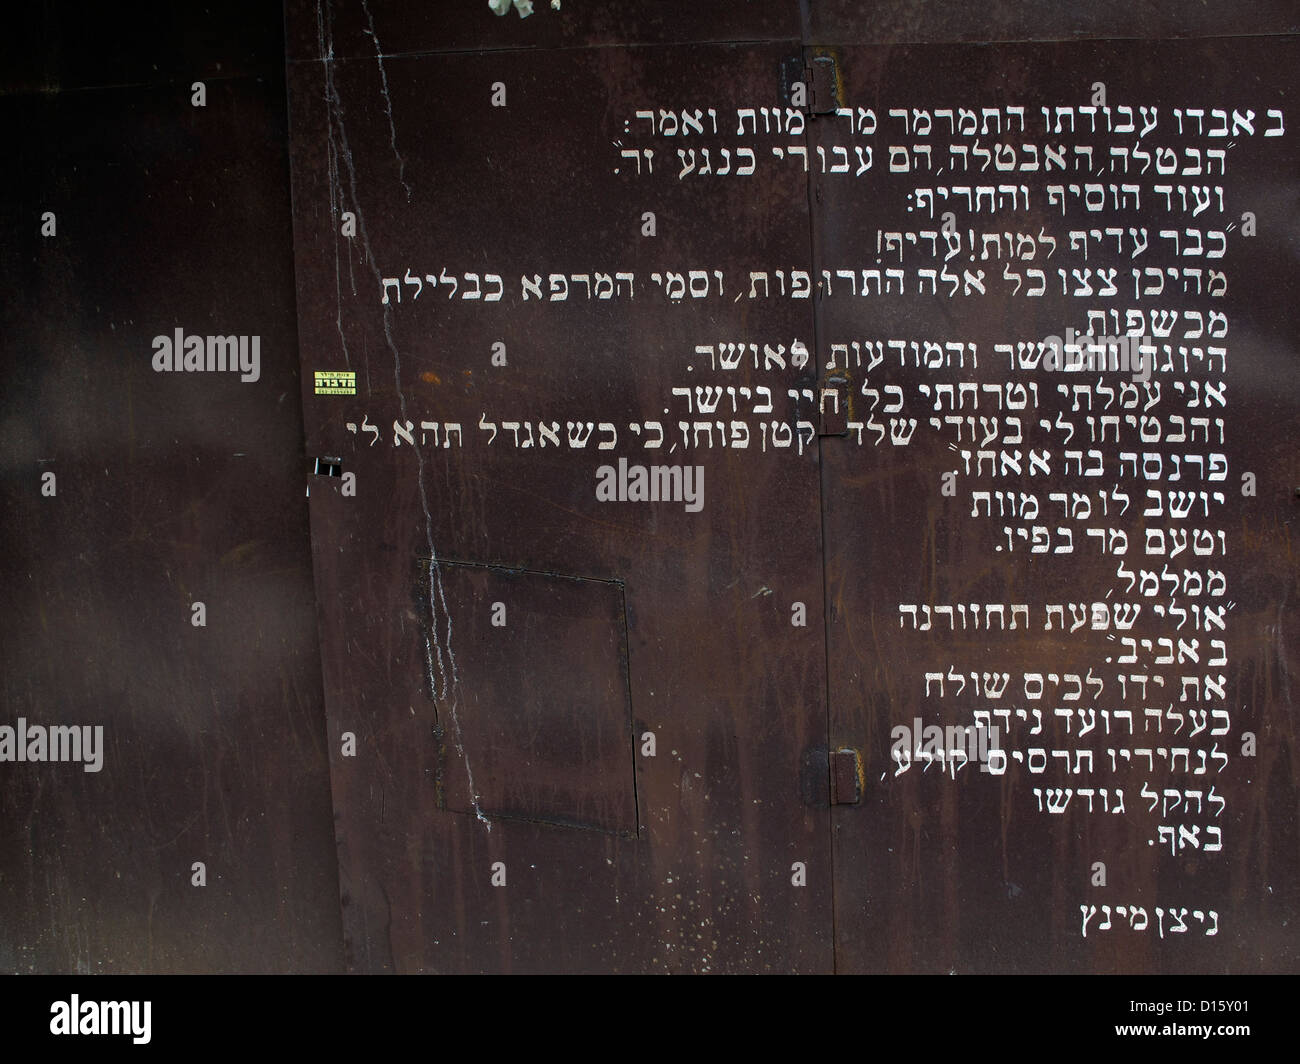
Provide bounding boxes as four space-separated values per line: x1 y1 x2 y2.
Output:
808 54 839 114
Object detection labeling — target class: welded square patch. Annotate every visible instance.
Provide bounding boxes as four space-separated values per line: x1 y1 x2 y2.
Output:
418 560 637 835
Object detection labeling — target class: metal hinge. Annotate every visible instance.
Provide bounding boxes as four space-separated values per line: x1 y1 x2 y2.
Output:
830 747 862 805
807 54 839 115
781 53 839 114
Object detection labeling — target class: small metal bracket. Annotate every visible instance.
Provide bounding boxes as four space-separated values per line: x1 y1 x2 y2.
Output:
808 54 839 115
830 747 862 805
780 53 839 115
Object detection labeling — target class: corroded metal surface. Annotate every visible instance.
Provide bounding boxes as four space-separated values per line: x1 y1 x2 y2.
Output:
0 68 344 971
287 24 833 972
283 0 802 64
814 38 1300 973
805 1 1300 45
3 0 1297 978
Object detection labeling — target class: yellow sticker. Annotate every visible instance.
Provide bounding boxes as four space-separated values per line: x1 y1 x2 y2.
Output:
315 371 356 395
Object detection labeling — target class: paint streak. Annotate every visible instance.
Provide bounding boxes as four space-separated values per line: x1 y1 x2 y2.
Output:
360 0 412 202
317 0 487 830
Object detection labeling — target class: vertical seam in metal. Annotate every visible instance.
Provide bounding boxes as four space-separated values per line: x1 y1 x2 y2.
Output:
796 30 841 976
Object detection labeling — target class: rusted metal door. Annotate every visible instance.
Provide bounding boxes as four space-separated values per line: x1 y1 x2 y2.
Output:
0 10 344 972
813 37 1300 973
285 1 833 972
6 0 1298 980
283 1 1299 974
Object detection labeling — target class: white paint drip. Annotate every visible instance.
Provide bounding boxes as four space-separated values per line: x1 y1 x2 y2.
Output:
317 2 350 368
317 0 488 830
360 0 413 203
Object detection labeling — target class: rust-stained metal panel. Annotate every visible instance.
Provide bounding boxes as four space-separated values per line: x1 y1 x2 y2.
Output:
0 73 344 972
420 561 638 835
806 0 1300 45
812 37 1300 973
284 0 802 64
287 24 832 972
5 0 1298 981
